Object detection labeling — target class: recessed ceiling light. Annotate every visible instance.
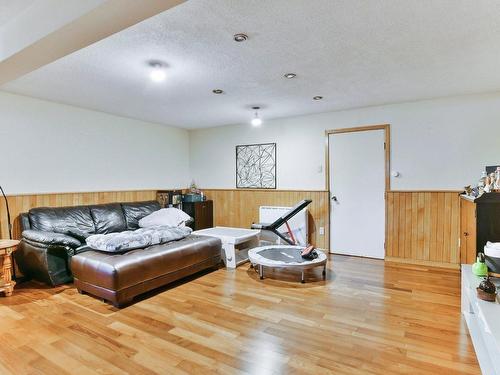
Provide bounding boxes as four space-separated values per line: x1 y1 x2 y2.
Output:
313 96 323 100
212 89 224 94
149 61 166 82
251 106 262 126
284 73 297 79
233 33 248 42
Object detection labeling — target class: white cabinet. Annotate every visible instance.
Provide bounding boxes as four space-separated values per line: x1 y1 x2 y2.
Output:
462 265 500 374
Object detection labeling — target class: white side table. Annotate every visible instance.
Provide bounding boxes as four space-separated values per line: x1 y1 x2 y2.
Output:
193 227 260 269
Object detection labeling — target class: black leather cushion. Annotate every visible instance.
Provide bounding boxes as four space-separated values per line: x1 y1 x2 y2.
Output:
90 204 127 234
121 201 160 230
65 229 91 242
29 206 96 235
22 230 82 248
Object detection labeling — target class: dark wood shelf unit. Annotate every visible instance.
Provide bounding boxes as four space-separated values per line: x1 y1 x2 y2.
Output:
182 200 213 231
460 193 500 264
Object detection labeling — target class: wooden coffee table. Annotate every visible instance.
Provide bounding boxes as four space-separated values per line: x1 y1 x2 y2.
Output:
0 239 19 297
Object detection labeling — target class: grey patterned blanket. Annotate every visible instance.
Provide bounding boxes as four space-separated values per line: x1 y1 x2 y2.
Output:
86 225 192 253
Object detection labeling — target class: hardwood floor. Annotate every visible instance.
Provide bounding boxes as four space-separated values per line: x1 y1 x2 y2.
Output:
0 255 479 374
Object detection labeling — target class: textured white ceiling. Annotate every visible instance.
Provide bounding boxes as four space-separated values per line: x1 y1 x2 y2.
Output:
3 0 500 129
0 0 35 27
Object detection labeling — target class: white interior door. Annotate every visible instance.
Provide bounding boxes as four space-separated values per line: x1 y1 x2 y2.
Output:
329 129 386 259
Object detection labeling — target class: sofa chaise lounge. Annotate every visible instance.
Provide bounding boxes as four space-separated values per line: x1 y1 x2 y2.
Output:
15 201 221 307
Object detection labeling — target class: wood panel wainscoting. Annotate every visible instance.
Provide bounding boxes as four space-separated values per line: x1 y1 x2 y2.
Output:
386 191 462 269
1 189 465 269
0 190 158 239
202 189 330 250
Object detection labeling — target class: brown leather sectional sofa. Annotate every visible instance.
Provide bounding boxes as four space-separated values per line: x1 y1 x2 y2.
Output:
16 201 221 307
72 234 221 307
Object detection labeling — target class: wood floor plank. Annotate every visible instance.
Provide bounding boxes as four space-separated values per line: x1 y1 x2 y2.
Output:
0 255 479 374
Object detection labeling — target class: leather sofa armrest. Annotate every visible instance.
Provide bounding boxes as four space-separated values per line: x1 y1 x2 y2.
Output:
22 230 82 248
20 213 31 231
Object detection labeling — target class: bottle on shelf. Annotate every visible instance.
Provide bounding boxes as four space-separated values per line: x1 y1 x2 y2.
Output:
478 171 487 195
479 171 487 188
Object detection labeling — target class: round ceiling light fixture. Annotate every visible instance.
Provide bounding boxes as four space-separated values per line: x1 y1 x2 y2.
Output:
149 61 166 82
233 33 248 42
313 96 323 100
251 106 262 127
212 89 224 94
284 73 297 79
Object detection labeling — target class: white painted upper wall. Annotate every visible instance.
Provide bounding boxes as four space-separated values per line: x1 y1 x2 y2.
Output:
0 91 190 195
2 90 499 195
189 92 500 191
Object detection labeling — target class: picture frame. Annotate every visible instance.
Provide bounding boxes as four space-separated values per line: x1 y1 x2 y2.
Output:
235 143 276 189
486 165 500 174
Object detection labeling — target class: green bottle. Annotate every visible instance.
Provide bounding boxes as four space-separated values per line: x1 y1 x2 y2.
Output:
472 253 488 277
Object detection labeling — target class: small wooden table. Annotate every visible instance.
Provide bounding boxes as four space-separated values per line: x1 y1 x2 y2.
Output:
0 239 19 297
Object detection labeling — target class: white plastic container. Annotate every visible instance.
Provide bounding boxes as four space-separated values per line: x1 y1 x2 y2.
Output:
484 242 500 273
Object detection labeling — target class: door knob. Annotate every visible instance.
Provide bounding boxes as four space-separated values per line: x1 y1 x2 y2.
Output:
331 196 338 202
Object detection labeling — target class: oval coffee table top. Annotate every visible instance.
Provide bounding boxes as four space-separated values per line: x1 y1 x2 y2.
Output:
248 245 327 268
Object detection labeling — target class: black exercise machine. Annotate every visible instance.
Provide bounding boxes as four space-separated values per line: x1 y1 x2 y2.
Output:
251 199 312 245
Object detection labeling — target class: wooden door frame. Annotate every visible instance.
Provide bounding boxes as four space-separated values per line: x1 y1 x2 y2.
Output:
324 124 391 255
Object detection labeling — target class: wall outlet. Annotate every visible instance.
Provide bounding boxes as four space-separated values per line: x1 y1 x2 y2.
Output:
319 226 325 235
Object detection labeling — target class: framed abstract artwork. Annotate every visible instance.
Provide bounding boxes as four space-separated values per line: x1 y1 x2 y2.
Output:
236 143 276 189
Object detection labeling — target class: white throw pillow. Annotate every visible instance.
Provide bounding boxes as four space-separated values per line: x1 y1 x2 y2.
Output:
139 208 191 228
